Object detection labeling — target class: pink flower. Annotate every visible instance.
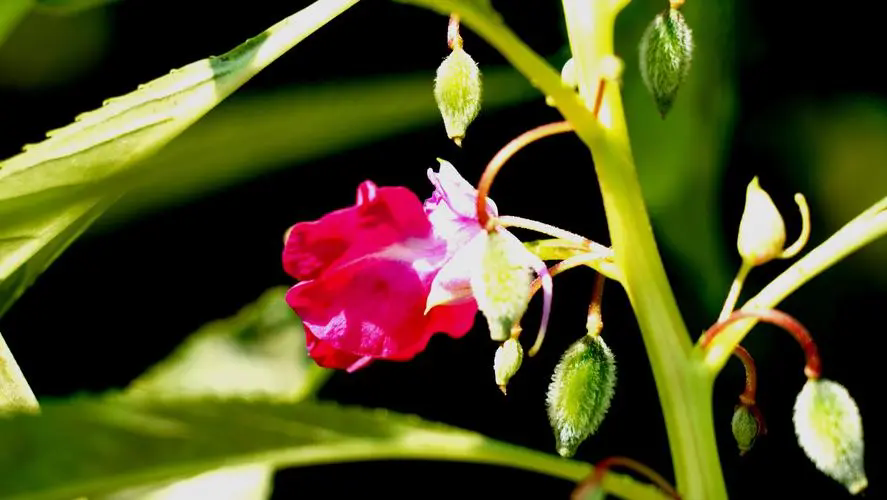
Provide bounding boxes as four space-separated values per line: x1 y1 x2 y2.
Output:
283 177 479 372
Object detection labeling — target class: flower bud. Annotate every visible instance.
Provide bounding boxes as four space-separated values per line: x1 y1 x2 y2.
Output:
639 8 693 117
793 378 867 494
737 177 786 266
434 46 482 146
560 58 578 89
470 229 536 342
731 405 759 455
546 334 617 457
494 337 523 394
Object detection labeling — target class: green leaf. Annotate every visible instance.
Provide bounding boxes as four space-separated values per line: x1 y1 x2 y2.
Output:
105 68 534 223
0 396 669 500
0 0 359 317
124 286 329 403
35 0 121 14
104 287 328 500
0 0 31 47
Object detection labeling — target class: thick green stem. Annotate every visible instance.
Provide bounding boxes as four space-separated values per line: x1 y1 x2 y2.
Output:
414 1 727 496
559 2 726 498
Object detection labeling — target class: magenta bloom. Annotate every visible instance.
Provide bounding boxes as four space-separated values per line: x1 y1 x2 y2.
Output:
283 175 481 372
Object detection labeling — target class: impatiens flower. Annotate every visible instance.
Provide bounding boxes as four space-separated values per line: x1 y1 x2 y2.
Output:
283 160 551 372
426 160 552 349
283 180 477 372
423 159 498 310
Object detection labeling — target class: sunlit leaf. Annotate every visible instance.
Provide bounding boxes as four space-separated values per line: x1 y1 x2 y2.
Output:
104 287 329 500
35 0 121 14
107 68 534 222
0 0 31 47
0 0 360 317
0 396 666 500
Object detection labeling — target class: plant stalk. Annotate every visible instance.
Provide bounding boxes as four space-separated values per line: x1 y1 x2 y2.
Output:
559 1 727 497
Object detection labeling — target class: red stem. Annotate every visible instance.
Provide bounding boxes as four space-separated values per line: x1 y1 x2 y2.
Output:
732 345 757 405
592 78 606 118
572 456 680 500
475 121 573 228
700 309 822 379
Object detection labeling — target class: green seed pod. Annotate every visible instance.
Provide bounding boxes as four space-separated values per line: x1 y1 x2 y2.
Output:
433 46 482 146
793 379 867 494
638 8 693 117
470 229 535 342
546 334 617 457
731 405 759 455
737 176 786 266
494 337 524 394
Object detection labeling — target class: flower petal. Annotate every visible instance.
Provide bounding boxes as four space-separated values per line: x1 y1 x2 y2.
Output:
425 231 486 312
286 258 430 360
426 299 478 340
283 180 432 281
304 329 365 370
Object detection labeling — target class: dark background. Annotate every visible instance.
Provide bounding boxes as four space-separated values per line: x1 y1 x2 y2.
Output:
1 0 885 498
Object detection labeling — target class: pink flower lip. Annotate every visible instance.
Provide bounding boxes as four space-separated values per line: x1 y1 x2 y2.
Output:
283 178 478 371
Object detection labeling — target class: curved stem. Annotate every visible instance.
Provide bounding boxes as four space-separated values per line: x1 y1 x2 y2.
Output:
700 309 821 379
573 456 680 500
731 345 757 405
521 253 611 356
702 198 887 372
476 122 573 227
777 193 811 260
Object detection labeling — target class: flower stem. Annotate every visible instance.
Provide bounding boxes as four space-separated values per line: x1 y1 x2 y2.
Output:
476 122 573 228
572 456 680 500
0 332 38 413
497 215 600 250
731 345 757 405
702 196 887 372
522 253 614 356
777 193 811 260
447 14 462 49
700 309 821 379
718 261 751 321
586 273 606 337
558 1 724 497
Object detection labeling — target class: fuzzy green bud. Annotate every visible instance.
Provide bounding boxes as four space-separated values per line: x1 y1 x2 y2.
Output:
470 229 535 342
731 405 759 455
793 379 867 494
737 176 786 266
639 8 693 117
433 46 482 146
546 334 617 457
494 337 523 394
